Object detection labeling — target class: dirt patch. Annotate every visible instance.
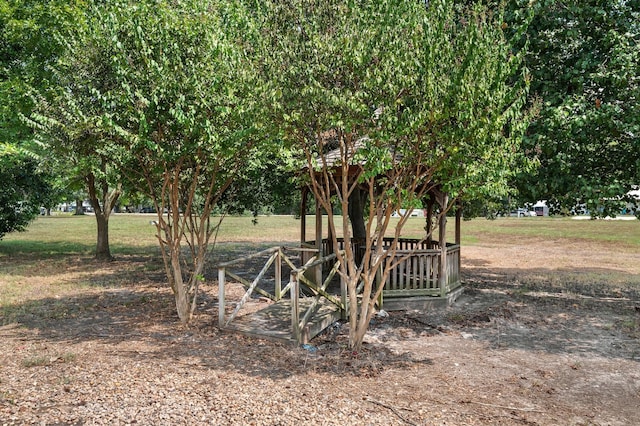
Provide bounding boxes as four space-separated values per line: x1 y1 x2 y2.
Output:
1 237 639 425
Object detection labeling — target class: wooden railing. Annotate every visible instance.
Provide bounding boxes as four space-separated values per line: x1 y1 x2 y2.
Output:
288 253 346 342
306 237 439 271
379 244 460 298
306 237 461 300
217 246 346 343
218 239 461 340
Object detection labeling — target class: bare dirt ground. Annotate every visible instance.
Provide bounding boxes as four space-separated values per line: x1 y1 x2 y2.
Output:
1 234 639 425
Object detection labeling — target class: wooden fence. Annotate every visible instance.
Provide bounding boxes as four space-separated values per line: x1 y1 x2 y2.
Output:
380 244 460 298
307 237 461 300
217 239 461 342
217 246 346 343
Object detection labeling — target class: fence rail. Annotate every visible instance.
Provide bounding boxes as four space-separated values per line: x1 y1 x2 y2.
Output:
307 237 461 299
218 239 461 343
380 244 460 298
217 246 346 343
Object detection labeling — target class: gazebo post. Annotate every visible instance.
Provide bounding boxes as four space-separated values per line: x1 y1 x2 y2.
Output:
300 187 308 245
327 200 334 255
455 201 461 245
455 201 462 273
438 193 449 297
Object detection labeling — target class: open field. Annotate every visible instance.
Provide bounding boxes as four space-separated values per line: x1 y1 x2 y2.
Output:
1 215 639 425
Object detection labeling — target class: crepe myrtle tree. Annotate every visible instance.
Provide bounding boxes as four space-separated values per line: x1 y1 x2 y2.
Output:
259 0 533 349
67 0 263 324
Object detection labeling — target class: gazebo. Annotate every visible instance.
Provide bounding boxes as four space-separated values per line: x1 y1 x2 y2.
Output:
299 183 463 311
217 142 464 343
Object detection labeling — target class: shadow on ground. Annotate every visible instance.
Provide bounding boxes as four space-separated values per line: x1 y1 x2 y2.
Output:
2 241 639 384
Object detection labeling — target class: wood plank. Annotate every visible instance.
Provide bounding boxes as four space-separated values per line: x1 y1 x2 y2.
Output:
383 288 442 297
411 256 418 290
223 297 342 344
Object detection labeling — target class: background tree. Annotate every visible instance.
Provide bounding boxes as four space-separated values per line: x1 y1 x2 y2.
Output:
514 0 640 216
1 0 86 146
0 145 51 239
221 149 300 217
1 1 86 231
259 0 532 349
28 28 124 260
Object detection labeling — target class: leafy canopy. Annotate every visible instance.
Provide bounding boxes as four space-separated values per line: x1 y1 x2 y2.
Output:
516 0 640 216
0 145 51 239
261 0 532 203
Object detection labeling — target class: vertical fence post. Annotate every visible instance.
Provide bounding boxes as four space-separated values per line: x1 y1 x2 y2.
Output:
275 249 282 301
291 271 300 343
218 267 226 328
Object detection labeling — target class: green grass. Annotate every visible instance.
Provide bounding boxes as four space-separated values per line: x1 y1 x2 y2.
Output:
0 214 160 257
2 214 639 257
459 216 640 247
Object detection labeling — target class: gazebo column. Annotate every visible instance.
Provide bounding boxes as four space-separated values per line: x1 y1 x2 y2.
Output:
455 202 461 245
300 187 308 245
326 200 335 255
455 201 462 273
315 202 323 253
438 193 449 297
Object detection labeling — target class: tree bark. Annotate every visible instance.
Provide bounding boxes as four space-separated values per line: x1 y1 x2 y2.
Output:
348 187 367 265
86 171 120 262
171 247 192 324
425 197 435 248
94 212 112 261
74 198 84 215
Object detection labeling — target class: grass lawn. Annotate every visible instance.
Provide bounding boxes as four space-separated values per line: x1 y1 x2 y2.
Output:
2 213 639 255
1 212 637 309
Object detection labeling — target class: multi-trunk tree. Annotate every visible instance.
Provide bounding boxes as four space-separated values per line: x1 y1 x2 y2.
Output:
259 0 532 349
53 0 261 323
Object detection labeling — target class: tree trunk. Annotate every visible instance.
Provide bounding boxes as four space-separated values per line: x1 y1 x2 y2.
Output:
425 197 435 248
348 187 367 265
74 198 84 215
95 212 112 261
170 245 192 324
85 171 121 262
